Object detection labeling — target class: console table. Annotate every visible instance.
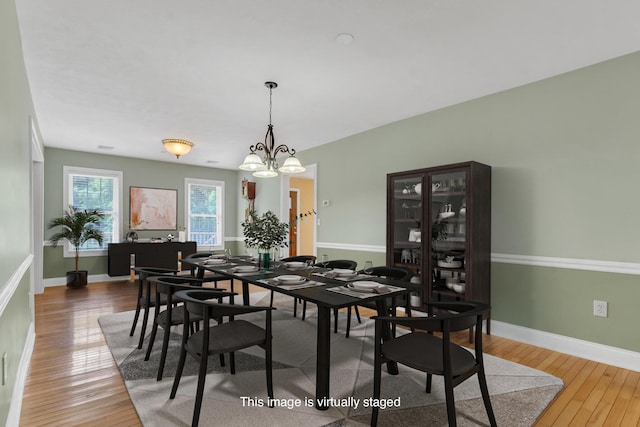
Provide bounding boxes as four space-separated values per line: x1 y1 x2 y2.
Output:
107 241 197 276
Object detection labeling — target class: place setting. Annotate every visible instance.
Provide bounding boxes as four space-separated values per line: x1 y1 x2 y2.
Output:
327 281 405 299
259 274 323 290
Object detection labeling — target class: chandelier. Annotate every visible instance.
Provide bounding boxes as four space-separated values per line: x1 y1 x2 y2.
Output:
162 138 193 159
239 82 305 178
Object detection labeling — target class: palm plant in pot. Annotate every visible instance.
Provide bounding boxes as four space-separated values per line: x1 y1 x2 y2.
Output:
48 206 105 288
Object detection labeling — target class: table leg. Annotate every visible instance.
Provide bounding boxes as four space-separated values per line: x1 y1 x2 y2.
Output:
242 281 249 305
315 306 331 410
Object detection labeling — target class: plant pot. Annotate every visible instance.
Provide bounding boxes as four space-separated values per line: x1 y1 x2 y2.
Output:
259 252 271 270
66 270 88 288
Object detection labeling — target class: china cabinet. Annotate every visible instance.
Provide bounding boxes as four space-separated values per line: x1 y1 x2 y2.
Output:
386 161 491 321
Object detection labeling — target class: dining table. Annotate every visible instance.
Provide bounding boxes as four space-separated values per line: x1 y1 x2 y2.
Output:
180 256 419 410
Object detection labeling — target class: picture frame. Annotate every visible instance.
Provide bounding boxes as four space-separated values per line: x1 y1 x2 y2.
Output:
129 186 177 230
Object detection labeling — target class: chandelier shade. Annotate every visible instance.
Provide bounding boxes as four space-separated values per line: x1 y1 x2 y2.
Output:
162 138 194 158
238 82 305 178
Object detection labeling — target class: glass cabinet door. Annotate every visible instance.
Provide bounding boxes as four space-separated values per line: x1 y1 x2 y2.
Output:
429 170 467 300
390 174 424 275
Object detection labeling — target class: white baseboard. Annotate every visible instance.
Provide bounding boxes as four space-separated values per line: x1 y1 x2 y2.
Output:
43 274 130 287
491 320 640 372
6 322 35 427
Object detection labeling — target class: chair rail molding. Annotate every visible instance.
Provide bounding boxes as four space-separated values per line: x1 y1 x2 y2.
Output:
316 241 386 253
492 253 640 275
0 254 33 316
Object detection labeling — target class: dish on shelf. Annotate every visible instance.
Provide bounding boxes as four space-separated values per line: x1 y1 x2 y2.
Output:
439 211 455 219
437 260 462 268
452 283 465 294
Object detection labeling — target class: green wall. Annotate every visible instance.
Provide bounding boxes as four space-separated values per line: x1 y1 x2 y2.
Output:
0 0 37 424
43 148 243 278
300 51 640 352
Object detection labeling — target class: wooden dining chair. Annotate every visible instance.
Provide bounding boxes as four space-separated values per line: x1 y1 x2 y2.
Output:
144 276 228 381
170 289 274 427
343 265 412 337
129 266 179 349
371 301 496 427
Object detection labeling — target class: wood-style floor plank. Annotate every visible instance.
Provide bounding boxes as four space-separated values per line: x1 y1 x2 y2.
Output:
19 280 640 426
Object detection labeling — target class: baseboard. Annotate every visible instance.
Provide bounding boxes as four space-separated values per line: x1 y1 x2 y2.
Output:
6 322 35 427
43 274 130 287
491 320 640 372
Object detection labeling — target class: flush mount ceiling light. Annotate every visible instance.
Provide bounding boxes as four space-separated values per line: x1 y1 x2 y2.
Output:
239 82 305 178
162 138 194 159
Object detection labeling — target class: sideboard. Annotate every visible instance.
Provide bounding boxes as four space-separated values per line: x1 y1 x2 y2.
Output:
107 241 197 276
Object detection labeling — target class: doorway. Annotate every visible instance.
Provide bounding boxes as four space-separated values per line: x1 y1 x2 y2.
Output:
288 189 300 257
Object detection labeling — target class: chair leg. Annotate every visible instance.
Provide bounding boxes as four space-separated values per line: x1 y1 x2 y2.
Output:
334 308 340 333
170 345 188 399
192 354 209 427
444 375 457 427
293 298 298 317
230 352 236 374
345 308 351 338
137 303 152 349
426 373 432 393
354 306 362 323
157 325 171 381
301 301 307 320
477 369 497 427
269 290 274 308
266 346 273 404
371 349 382 426
144 320 159 361
129 303 141 336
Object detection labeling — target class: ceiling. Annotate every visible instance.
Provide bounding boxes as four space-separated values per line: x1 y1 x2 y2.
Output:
15 1 640 171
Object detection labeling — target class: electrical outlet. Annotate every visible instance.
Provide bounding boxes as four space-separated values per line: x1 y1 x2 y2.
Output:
594 300 608 318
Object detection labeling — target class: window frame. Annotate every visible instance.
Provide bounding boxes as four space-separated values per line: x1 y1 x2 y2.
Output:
62 166 123 258
185 177 224 250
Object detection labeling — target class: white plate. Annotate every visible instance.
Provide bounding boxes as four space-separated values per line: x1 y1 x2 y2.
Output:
277 275 304 282
437 260 462 268
332 269 355 276
275 275 306 285
204 258 226 265
284 261 306 268
234 265 259 272
349 281 384 293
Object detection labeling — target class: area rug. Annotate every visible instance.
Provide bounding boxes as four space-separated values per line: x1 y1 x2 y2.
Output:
98 292 563 426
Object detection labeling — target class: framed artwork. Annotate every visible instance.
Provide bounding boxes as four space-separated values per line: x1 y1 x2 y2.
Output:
129 186 177 230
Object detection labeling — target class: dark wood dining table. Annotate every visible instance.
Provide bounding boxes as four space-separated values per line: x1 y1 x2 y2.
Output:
180 256 418 410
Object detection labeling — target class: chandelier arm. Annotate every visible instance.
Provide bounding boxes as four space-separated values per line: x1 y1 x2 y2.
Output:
249 141 268 153
272 144 296 156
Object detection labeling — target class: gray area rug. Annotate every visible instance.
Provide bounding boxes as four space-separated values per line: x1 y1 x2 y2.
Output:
98 292 563 426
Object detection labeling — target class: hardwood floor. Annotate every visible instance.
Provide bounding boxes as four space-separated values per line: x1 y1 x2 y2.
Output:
20 280 640 426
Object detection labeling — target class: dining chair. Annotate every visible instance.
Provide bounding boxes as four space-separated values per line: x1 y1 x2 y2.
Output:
171 289 274 427
270 255 316 317
371 301 496 427
344 265 412 338
144 276 228 381
129 266 179 349
310 260 358 328
182 251 231 291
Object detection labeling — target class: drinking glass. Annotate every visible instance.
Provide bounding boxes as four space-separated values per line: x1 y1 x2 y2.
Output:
363 261 374 275
224 248 232 261
320 254 329 268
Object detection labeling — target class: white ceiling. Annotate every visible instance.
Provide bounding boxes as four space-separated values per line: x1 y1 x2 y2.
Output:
15 1 640 170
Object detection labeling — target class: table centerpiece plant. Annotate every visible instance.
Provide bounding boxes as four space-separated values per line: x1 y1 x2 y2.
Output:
48 206 105 288
242 209 316 268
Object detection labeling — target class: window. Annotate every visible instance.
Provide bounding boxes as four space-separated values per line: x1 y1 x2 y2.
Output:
186 178 224 249
63 166 122 257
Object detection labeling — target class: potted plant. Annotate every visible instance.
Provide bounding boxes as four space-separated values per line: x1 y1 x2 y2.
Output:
242 210 288 268
48 206 105 288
